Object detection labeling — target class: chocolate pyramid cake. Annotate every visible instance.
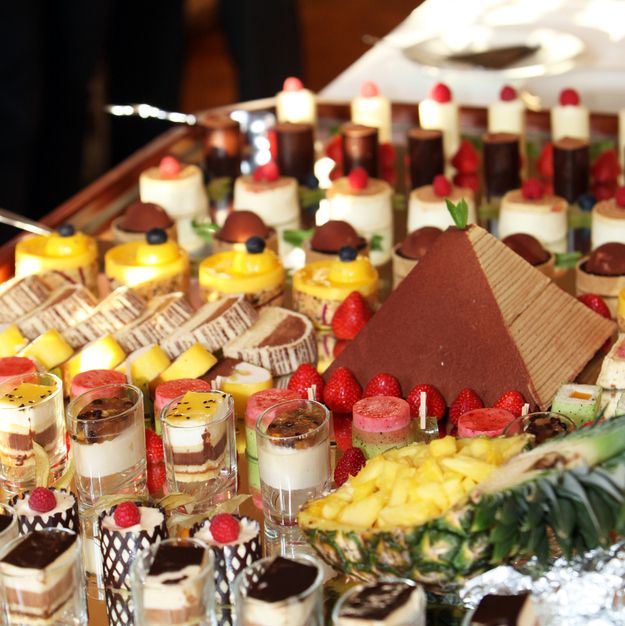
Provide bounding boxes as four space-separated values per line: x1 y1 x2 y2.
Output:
326 225 615 409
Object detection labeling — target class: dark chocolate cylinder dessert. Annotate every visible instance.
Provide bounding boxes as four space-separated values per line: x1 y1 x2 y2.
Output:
200 115 241 180
341 123 379 177
275 122 315 184
483 132 521 199
554 137 590 202
407 128 444 189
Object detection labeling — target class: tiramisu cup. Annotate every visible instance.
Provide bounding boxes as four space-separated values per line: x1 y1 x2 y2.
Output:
161 390 237 509
131 538 214 626
234 554 324 626
0 504 18 552
0 528 86 626
256 399 331 527
66 383 147 506
10 487 79 534
0 371 66 496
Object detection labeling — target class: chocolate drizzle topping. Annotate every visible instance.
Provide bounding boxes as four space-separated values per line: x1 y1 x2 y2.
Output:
339 582 415 620
148 543 204 577
1 529 76 569
246 557 317 603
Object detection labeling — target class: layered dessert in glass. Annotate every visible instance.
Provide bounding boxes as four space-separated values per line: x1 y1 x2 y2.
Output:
0 528 86 625
66 383 147 505
234 555 324 626
161 390 237 509
0 504 18 552
256 399 331 527
0 371 66 495
131 538 214 626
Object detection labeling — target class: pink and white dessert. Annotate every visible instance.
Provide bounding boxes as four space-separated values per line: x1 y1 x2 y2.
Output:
351 81 392 143
10 487 79 535
550 88 589 142
418 83 460 160
275 77 317 125
488 85 525 135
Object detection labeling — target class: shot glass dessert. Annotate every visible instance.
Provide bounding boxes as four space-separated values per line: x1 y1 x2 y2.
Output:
99 501 168 590
551 384 602 427
131 537 214 626
352 396 412 459
0 371 66 495
503 412 576 445
234 554 324 626
66 383 147 506
0 504 18 552
332 578 426 626
10 487 79 534
191 513 261 608
0 528 86 626
256 399 331 527
161 390 237 509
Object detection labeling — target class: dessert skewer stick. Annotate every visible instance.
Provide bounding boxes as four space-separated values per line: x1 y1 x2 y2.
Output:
419 391 427 431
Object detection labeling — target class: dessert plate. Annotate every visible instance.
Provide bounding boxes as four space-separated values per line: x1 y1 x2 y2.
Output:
401 25 585 79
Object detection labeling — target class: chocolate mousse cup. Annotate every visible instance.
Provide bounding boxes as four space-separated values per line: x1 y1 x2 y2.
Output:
212 210 278 255
111 201 177 244
304 220 369 264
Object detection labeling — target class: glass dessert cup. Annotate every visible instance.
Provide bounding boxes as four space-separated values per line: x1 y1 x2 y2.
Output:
161 391 238 511
412 416 440 443
0 528 87 626
256 399 331 528
0 371 66 496
233 554 324 626
502 411 577 445
130 537 215 626
0 504 18 552
66 383 147 506
331 577 426 626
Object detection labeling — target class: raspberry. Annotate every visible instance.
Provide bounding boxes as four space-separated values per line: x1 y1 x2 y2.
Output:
159 156 181 177
28 487 57 513
429 82 452 103
360 80 379 97
334 447 367 486
113 502 141 528
283 76 303 91
347 167 369 190
500 85 517 101
432 174 452 197
253 161 280 183
522 178 544 200
616 186 625 208
145 429 164 464
210 513 240 544
559 88 580 106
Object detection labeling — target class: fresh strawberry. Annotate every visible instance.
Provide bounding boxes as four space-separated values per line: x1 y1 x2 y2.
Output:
432 174 452 197
267 128 278 160
323 367 362 413
592 181 617 201
363 373 401 398
145 429 164 464
453 172 479 192
334 447 367 486
406 384 446 421
331 292 373 340
577 293 612 319
360 80 379 97
347 167 369 190
451 140 480 174
210 513 240 543
28 487 57 513
379 143 396 170
449 388 483 425
429 82 452 103
559 88 580 106
288 363 325 400
522 178 543 200
333 339 349 358
147 463 166 496
537 142 554 179
500 85 517 101
114 502 141 528
592 149 620 183
325 134 343 163
617 186 625 208
333 413 353 450
253 161 280 183
493 390 525 418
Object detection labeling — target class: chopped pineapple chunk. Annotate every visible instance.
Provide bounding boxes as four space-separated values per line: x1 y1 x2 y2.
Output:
429 436 457 457
338 494 385 527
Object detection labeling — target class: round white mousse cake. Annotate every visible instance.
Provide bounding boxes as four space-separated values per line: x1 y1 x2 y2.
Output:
592 197 625 249
407 184 476 232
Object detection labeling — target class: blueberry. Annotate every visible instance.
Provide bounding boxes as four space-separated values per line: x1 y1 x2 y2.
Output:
577 193 596 212
339 246 357 262
303 172 319 189
147 228 168 245
245 236 266 254
57 223 76 237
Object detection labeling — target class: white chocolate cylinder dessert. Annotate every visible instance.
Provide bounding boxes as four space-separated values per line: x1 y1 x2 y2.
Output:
276 77 316 125
407 180 476 232
499 185 568 254
139 158 209 255
326 175 393 266
418 83 459 160
488 86 525 135
592 195 625 249
551 89 589 142
577 243 625 316
351 81 392 143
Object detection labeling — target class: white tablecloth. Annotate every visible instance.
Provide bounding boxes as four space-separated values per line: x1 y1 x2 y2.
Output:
321 0 625 113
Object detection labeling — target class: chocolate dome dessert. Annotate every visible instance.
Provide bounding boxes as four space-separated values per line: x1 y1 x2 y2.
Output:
305 220 368 263
213 210 277 254
585 243 625 276
577 242 625 317
112 201 176 244
502 233 550 266
397 226 442 260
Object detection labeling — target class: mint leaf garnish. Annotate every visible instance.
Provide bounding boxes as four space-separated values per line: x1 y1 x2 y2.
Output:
191 220 219 243
446 198 469 230
370 234 383 252
283 228 314 248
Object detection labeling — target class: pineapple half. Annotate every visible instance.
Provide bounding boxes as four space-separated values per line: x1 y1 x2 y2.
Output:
299 418 625 588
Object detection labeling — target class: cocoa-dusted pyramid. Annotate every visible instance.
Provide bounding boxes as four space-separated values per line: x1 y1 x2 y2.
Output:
326 224 615 409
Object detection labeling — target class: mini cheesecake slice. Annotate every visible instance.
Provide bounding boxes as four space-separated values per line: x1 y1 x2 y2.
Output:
551 384 602 426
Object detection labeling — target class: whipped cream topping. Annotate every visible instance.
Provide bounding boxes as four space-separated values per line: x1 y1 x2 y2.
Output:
194 516 259 547
15 489 75 521
101 506 164 535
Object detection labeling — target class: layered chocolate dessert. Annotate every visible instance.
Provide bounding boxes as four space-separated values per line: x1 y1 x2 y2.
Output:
212 210 277 255
306 220 368 263
470 592 538 626
577 242 625 316
241 556 322 626
11 487 79 534
407 128 444 189
482 132 521 199
553 137 590 203
392 226 442 287
341 123 379 177
275 122 315 184
112 201 176 244
0 529 82 625
335 580 426 626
